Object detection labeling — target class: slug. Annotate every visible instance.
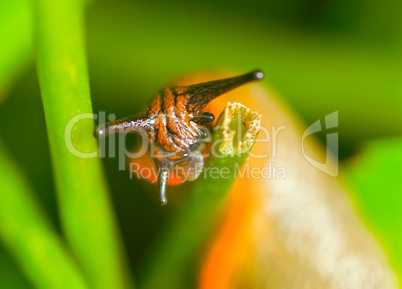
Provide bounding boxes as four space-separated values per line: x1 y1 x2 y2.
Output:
95 70 264 204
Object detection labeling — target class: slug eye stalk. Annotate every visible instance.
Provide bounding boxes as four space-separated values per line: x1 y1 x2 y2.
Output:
95 70 264 205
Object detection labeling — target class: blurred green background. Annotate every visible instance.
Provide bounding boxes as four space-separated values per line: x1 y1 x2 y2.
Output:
0 0 401 288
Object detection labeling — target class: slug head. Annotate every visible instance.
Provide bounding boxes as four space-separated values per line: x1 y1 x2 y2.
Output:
94 70 264 205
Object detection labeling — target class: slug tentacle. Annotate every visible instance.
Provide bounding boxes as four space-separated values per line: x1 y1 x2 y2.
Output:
94 70 264 204
183 70 264 113
158 165 169 205
94 112 151 138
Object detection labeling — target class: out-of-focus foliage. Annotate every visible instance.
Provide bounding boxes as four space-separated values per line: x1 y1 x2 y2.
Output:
0 140 89 289
0 0 32 102
0 0 400 288
346 138 402 281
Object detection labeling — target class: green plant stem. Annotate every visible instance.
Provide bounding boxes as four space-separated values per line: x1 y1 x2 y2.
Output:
0 140 89 289
140 103 260 289
34 1 133 288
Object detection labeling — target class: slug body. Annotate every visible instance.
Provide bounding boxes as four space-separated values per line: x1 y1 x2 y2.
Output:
95 70 264 204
